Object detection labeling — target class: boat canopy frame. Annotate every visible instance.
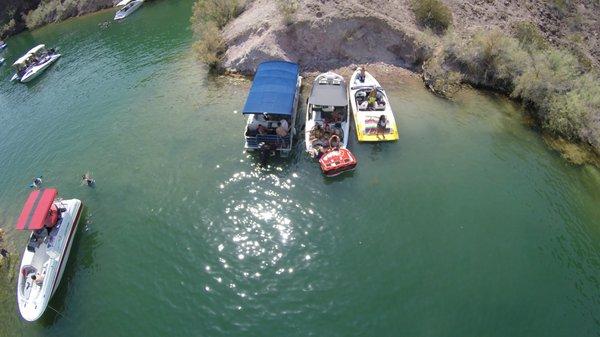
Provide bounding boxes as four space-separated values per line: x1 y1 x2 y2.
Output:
15 188 57 231
242 61 300 116
308 74 348 107
13 44 47 67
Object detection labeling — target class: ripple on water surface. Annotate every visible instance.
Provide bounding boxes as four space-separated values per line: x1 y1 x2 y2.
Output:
193 159 338 333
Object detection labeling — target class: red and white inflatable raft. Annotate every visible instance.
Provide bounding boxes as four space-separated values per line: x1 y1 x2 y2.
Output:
318 136 358 177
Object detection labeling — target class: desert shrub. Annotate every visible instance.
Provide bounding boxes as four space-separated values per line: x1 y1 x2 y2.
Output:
411 0 453 33
513 21 548 52
0 19 16 37
427 28 600 151
190 0 246 70
24 0 99 29
546 74 600 143
512 49 581 111
550 0 574 16
192 22 226 69
277 0 299 26
423 55 462 97
453 30 529 91
191 0 245 30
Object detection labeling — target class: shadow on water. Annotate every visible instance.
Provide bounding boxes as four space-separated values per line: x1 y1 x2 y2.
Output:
38 207 96 326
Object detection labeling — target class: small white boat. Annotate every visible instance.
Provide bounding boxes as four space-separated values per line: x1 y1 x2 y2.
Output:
305 72 351 156
11 44 61 83
115 0 144 20
16 188 83 322
0 57 5 65
0 41 6 50
115 0 134 6
349 67 399 141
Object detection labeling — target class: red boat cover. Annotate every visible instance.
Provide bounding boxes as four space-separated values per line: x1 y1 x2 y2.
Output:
15 188 57 230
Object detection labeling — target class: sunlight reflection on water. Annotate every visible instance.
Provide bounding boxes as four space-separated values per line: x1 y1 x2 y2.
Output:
202 163 325 304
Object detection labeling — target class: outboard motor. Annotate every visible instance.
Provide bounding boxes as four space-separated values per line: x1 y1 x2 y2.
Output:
258 142 273 166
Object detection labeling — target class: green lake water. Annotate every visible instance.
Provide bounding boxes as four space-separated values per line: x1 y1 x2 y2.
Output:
0 1 599 336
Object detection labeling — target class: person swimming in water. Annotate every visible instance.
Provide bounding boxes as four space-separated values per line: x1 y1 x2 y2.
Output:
30 176 43 189
82 172 95 187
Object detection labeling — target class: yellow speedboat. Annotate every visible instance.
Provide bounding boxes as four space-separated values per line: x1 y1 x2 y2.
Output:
349 68 399 141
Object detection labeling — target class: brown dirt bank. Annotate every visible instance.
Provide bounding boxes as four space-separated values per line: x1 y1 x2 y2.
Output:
221 0 600 73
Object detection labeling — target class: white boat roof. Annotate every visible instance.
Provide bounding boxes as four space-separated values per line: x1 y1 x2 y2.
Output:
13 44 46 66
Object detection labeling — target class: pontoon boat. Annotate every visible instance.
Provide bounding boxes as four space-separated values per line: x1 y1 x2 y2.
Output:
115 0 144 20
16 188 83 322
11 44 61 83
349 68 399 141
242 61 301 157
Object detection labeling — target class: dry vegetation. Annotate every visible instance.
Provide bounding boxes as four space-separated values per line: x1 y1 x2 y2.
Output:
424 23 600 152
23 0 113 29
277 0 299 26
190 0 245 70
411 0 453 33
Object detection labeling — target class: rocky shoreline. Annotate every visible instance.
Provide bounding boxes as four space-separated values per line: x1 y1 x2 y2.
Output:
206 0 600 166
0 0 163 38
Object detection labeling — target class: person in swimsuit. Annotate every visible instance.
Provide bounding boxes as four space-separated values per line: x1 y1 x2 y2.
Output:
376 115 387 139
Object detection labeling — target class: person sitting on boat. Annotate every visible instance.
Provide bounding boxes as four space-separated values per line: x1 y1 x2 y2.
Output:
367 89 378 110
276 122 288 137
357 67 366 83
376 115 387 139
279 118 289 131
33 228 48 245
310 124 324 142
248 114 267 135
257 124 268 135
330 110 342 123
31 273 45 286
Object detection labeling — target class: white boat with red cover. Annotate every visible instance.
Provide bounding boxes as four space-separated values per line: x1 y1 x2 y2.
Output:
15 188 82 322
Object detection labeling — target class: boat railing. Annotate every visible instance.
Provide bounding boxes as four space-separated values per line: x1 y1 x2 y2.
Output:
245 134 291 149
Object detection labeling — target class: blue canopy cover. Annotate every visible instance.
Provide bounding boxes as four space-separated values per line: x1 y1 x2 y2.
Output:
242 61 300 116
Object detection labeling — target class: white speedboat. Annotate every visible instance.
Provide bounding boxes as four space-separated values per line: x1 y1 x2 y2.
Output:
115 0 134 6
305 72 350 156
0 41 6 50
16 188 83 322
115 0 144 20
11 44 61 83
349 67 399 141
0 57 5 65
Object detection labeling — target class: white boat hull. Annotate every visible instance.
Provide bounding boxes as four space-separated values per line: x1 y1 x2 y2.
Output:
305 72 350 154
19 54 61 83
115 0 144 20
17 199 82 322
